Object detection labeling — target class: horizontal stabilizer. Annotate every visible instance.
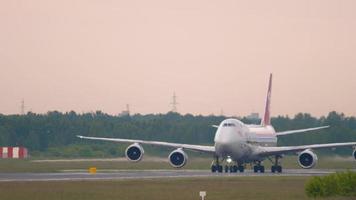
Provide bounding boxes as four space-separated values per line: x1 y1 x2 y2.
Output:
276 126 329 136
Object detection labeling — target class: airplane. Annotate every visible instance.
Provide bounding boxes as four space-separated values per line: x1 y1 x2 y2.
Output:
77 74 356 173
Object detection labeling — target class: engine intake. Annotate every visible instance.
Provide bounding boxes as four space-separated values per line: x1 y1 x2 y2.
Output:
298 149 318 169
125 143 144 162
168 148 188 168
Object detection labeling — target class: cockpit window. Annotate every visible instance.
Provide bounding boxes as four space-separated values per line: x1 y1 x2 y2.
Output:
223 123 236 127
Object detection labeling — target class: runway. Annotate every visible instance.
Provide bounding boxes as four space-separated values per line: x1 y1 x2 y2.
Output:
0 169 340 182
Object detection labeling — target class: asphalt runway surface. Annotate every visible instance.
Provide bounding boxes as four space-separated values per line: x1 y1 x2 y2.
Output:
0 169 342 182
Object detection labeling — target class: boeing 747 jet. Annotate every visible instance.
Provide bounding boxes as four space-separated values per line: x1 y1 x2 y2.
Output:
78 74 356 173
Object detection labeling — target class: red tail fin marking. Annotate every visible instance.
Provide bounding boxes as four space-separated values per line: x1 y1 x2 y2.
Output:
261 73 272 126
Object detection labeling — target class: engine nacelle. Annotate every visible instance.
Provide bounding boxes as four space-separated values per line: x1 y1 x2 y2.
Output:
168 148 188 168
353 149 356 160
298 149 318 169
125 143 144 162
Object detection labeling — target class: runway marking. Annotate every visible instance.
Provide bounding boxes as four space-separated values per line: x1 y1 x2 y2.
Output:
0 169 343 182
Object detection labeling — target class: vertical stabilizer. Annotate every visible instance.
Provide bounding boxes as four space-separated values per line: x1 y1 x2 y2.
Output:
261 74 272 126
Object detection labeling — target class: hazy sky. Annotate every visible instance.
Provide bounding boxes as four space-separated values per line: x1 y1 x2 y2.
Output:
1 0 356 117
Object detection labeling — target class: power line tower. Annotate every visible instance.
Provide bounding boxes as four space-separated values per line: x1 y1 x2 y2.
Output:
220 109 224 116
118 104 130 117
126 104 130 115
20 99 25 115
170 92 178 113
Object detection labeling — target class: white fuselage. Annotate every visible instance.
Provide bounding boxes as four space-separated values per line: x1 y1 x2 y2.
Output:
214 118 277 162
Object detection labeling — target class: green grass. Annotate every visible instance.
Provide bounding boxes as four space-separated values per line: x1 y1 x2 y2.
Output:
0 156 354 173
0 177 311 200
1 176 355 200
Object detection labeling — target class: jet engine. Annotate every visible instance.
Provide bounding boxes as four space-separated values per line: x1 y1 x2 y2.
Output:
298 149 318 169
125 143 144 162
168 148 188 168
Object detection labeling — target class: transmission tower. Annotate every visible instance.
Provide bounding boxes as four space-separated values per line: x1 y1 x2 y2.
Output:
20 99 25 115
126 104 130 115
170 92 178 112
220 109 224 116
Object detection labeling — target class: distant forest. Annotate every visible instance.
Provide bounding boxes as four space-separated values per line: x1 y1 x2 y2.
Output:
0 111 355 157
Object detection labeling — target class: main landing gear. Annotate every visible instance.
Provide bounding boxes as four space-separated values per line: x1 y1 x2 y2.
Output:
271 165 282 173
212 156 283 173
253 161 265 173
211 157 223 173
211 164 223 173
224 165 244 173
211 157 245 173
253 156 283 173
271 155 282 173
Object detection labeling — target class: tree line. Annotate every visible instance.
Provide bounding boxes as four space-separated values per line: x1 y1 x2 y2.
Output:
0 111 355 157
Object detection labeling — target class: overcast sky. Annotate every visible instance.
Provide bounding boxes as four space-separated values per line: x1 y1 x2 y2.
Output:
1 0 356 117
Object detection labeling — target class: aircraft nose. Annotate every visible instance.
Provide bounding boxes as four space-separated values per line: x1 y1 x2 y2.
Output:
216 132 235 144
215 141 234 157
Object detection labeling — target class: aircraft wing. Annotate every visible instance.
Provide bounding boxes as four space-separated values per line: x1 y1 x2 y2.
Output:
275 126 329 136
77 135 215 153
257 142 356 156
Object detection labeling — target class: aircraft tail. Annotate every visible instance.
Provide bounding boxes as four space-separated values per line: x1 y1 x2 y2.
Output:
261 73 272 126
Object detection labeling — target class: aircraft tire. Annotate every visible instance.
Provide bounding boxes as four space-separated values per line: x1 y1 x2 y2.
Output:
277 166 282 173
233 165 238 173
218 165 223 173
260 166 265 173
211 165 216 173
